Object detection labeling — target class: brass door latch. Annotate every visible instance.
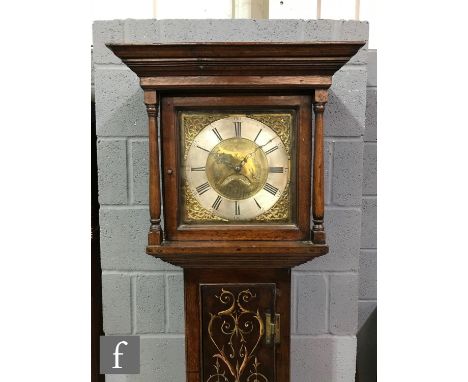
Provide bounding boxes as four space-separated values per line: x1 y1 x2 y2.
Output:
265 313 280 345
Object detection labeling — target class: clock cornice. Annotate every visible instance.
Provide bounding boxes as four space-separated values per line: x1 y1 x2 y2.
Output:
107 41 365 89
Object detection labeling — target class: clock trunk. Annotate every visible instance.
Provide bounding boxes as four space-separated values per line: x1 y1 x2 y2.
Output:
185 269 290 382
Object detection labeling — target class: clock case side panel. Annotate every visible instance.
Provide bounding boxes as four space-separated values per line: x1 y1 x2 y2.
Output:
160 94 312 242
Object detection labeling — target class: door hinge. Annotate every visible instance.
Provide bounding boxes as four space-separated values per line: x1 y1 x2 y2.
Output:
265 313 280 345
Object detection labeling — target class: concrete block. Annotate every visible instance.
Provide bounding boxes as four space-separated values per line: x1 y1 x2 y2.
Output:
358 300 377 330
102 274 131 334
326 67 367 137
362 142 377 195
303 19 335 40
244 19 305 41
95 67 148 137
97 139 127 205
167 273 185 333
359 250 377 300
131 140 149 204
367 50 377 87
112 337 185 382
294 273 327 334
332 141 364 206
296 208 361 271
156 19 305 42
91 49 95 101
291 275 297 332
124 19 160 43
336 20 369 65
92 20 124 64
361 197 377 248
105 376 127 382
339 20 369 41
291 336 356 382
364 88 377 142
105 376 126 382
136 275 165 334
330 274 359 335
100 207 178 271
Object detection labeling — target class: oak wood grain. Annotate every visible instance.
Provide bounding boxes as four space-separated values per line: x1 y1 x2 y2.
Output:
140 75 333 90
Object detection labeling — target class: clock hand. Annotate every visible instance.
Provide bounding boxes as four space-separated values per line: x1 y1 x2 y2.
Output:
237 136 278 169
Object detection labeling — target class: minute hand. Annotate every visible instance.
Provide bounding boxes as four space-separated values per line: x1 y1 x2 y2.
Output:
238 137 277 168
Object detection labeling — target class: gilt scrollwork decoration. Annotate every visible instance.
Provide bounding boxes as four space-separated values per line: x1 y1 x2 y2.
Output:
206 289 269 382
246 358 268 382
182 113 229 159
247 113 292 156
183 181 226 223
255 188 290 223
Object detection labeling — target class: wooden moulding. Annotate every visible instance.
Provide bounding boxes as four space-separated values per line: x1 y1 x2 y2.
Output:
139 76 333 90
146 241 329 268
107 42 366 78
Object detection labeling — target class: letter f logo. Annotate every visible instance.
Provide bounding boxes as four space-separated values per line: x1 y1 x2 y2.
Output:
112 340 128 369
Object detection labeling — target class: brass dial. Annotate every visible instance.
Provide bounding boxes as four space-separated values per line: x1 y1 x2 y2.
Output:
206 138 269 200
184 115 290 221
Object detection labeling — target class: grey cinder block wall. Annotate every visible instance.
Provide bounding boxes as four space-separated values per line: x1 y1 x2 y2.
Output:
356 49 377 382
359 49 377 326
93 19 370 382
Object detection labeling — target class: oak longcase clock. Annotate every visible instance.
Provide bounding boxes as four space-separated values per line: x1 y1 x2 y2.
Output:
108 42 364 382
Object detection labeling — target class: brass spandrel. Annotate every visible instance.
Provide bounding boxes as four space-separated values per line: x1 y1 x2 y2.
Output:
255 189 290 223
182 113 229 159
183 181 226 223
247 114 292 156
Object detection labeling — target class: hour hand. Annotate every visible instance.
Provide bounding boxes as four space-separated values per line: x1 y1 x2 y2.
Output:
238 137 277 168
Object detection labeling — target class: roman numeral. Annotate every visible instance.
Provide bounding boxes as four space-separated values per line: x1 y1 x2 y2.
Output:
254 129 262 143
212 128 223 141
254 198 261 209
264 146 278 155
196 182 211 195
269 166 284 173
212 195 222 210
196 145 210 153
234 201 240 216
191 166 206 172
234 122 242 137
263 183 279 196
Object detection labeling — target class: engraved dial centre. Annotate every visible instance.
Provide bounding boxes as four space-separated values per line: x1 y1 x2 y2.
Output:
206 137 268 200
